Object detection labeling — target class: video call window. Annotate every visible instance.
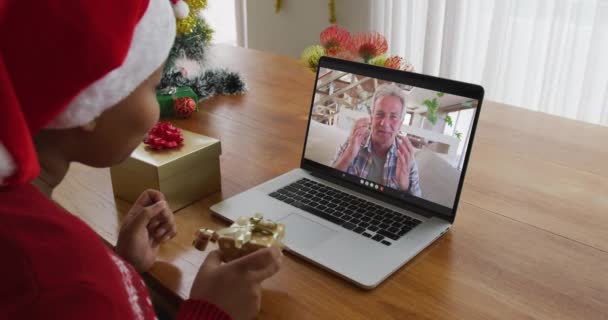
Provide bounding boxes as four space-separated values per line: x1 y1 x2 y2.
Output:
304 67 479 209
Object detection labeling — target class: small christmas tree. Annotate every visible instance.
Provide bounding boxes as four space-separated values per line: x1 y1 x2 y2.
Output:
160 0 246 101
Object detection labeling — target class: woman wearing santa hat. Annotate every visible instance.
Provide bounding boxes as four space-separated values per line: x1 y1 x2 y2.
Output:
0 0 282 319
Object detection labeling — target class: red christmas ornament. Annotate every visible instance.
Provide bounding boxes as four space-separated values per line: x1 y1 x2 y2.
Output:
144 122 184 150
174 97 196 118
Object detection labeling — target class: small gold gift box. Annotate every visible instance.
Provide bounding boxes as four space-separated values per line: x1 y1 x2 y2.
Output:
110 129 221 212
193 213 285 262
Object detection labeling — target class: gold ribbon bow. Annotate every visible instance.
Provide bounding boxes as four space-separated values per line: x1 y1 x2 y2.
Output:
215 213 279 248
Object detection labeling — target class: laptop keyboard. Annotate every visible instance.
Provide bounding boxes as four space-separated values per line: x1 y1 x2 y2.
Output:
269 178 422 246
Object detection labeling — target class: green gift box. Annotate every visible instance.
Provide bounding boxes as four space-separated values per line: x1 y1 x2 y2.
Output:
156 86 199 117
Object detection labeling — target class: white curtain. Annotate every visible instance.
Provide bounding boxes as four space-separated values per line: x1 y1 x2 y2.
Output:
370 0 608 125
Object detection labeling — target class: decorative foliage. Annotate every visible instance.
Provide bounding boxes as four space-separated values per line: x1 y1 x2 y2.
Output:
422 96 437 124
349 32 388 63
328 0 336 24
422 92 446 126
173 0 208 35
444 115 453 127
423 97 439 125
216 70 248 96
383 56 404 69
165 17 212 74
301 45 326 72
301 25 413 72
160 0 246 103
320 25 350 56
369 55 388 67
275 0 282 13
162 69 247 101
186 0 207 11
176 14 197 34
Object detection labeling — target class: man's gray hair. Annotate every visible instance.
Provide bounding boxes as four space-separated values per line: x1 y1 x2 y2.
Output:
370 83 408 120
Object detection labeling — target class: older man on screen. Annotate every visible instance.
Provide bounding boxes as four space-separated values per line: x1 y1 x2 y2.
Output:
332 84 422 196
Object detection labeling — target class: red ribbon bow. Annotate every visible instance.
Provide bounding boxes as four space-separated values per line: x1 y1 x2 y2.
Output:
144 122 184 150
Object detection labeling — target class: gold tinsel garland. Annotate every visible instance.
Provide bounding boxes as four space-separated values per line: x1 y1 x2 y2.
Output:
176 0 209 34
187 0 207 11
176 13 197 34
329 0 336 24
275 0 282 13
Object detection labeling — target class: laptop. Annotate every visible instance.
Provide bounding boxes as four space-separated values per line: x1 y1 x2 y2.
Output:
211 56 484 289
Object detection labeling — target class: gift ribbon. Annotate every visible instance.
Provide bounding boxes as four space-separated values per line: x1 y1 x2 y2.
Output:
216 213 279 248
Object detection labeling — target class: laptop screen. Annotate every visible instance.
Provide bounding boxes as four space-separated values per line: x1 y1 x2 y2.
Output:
302 58 482 218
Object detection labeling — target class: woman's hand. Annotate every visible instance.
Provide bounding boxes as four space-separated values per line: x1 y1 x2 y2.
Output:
190 247 283 320
116 189 177 273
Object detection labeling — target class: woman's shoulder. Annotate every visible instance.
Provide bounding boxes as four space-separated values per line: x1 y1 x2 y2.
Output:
0 184 121 294
0 183 104 248
0 184 156 319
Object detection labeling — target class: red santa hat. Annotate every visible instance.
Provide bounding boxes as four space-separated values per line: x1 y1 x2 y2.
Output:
0 0 176 186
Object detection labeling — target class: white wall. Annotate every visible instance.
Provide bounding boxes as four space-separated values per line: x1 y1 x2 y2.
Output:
244 0 372 58
202 0 237 46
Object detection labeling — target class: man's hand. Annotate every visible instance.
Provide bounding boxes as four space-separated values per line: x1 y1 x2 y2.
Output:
190 247 283 320
334 117 370 171
396 135 415 191
116 189 177 273
347 117 371 155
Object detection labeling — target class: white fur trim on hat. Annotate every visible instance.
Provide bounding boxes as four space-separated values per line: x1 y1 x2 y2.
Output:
47 0 176 129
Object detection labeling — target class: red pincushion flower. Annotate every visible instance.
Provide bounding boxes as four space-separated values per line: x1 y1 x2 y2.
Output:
384 56 403 69
320 25 351 56
144 122 184 150
333 50 357 61
174 97 196 118
349 32 388 62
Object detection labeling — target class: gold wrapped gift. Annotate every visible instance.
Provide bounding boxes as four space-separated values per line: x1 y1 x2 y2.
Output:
193 213 285 262
110 129 221 212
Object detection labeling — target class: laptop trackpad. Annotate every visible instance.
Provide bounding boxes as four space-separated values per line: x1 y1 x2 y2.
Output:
280 214 336 251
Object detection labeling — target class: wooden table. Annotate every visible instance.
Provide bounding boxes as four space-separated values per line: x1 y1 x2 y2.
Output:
54 45 608 319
